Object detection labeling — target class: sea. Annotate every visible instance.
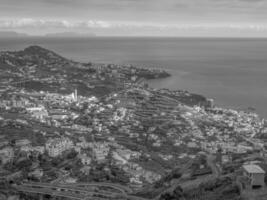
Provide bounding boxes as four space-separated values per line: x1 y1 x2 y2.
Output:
0 37 267 118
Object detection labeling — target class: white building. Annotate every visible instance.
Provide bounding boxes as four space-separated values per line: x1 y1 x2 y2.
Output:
20 146 45 155
15 139 31 147
92 142 110 163
0 147 14 164
243 164 265 188
45 137 74 157
26 106 45 112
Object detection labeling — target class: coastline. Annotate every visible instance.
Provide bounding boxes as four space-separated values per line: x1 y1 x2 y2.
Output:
0 37 267 119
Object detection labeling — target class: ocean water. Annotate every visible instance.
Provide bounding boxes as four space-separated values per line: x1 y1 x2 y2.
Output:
0 37 267 118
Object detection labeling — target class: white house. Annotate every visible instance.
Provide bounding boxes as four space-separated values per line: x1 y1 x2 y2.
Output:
78 154 91 165
243 164 265 188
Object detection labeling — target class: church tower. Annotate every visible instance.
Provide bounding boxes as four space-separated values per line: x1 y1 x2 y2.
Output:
74 89 78 102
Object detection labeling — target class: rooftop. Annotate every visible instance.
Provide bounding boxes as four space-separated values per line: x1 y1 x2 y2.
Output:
243 164 265 174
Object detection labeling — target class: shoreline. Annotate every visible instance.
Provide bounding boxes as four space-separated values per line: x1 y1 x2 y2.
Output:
0 44 264 119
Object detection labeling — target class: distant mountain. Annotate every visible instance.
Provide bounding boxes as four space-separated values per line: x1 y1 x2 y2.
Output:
0 31 28 38
0 45 69 68
45 32 96 38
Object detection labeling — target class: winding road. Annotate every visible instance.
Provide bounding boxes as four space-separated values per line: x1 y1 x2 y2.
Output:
14 182 147 200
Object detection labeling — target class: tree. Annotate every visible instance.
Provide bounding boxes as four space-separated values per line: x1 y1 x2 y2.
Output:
66 150 78 159
17 159 32 170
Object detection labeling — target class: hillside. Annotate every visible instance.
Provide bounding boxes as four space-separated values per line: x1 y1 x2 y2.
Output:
0 46 266 200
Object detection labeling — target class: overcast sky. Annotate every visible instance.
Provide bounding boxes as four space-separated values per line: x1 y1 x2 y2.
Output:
1 0 267 36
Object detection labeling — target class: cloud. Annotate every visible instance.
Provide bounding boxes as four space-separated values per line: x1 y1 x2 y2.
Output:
1 0 267 26
1 18 267 31
0 18 113 29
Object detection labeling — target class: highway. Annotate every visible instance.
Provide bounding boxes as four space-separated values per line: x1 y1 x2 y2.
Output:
15 186 85 200
22 182 129 195
21 183 120 196
14 182 147 200
68 182 133 194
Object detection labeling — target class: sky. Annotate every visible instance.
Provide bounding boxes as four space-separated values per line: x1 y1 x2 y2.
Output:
1 0 267 37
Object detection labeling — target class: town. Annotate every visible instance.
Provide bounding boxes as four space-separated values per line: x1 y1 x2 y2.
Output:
0 46 267 200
